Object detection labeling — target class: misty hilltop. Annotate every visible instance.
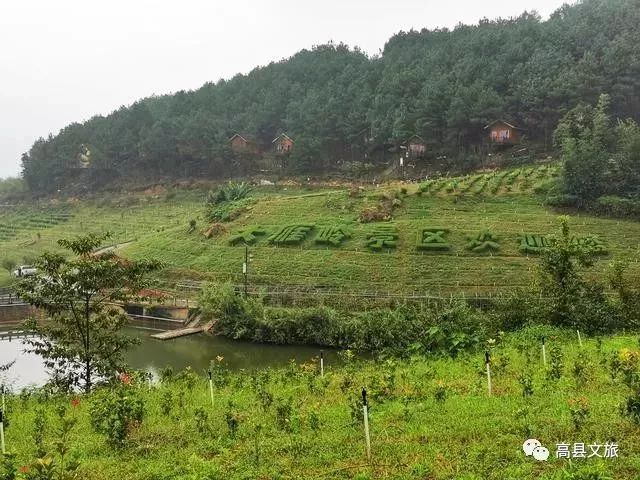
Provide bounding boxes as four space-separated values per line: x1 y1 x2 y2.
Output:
20 0 640 193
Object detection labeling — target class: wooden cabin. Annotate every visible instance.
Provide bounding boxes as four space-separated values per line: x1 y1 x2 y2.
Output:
229 133 260 154
272 133 294 154
404 135 426 159
485 120 524 145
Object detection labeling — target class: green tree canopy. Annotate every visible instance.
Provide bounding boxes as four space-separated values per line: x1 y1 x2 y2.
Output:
19 0 640 192
16 233 162 392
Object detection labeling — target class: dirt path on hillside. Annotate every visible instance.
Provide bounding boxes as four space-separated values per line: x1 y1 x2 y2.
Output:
92 240 134 256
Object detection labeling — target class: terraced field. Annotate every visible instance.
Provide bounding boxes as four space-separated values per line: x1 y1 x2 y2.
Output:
2 164 640 295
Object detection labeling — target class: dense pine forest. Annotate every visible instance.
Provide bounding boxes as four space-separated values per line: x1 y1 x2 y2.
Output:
20 0 640 193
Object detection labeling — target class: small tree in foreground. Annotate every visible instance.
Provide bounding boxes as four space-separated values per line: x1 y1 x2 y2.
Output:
538 216 615 333
16 233 162 393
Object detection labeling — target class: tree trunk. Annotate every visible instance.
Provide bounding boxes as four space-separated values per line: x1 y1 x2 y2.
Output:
85 359 91 394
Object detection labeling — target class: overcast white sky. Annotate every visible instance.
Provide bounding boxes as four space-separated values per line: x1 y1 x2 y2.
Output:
0 0 571 179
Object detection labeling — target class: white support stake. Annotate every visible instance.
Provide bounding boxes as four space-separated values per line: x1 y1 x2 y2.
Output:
208 369 214 408
485 352 492 396
320 351 324 377
0 409 5 455
362 388 371 461
542 337 547 366
577 330 583 348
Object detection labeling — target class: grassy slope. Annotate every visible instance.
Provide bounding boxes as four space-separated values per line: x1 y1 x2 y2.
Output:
3 332 640 479
1 165 640 294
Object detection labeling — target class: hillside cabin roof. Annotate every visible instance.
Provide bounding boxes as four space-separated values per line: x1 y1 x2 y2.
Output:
403 134 426 158
272 133 294 154
484 120 524 145
229 133 260 153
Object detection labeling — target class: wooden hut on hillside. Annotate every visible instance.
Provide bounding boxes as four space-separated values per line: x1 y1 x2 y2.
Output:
229 133 260 154
403 135 427 160
484 120 524 145
272 133 294 154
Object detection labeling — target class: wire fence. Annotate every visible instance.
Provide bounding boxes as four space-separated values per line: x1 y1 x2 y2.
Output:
165 279 613 311
1 278 624 313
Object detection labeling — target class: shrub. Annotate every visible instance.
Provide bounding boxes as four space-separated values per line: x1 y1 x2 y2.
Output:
228 226 266 245
274 397 295 432
546 193 581 207
611 349 640 424
206 200 249 223
89 386 144 447
193 407 210 435
573 235 608 255
518 372 534 397
434 381 447 402
546 344 564 381
568 396 590 431
268 224 314 245
532 177 561 195
595 195 640 218
208 181 252 205
466 230 500 253
0 453 17 480
315 225 351 246
224 401 241 437
366 225 398 250
519 234 550 254
417 228 450 251
418 180 436 193
493 289 548 330
199 282 492 356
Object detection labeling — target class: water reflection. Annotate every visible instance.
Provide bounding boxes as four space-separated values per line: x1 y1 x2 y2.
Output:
1 328 339 390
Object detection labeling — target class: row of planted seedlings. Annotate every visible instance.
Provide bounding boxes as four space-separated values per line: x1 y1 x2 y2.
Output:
417 165 557 198
1 330 639 477
0 211 75 242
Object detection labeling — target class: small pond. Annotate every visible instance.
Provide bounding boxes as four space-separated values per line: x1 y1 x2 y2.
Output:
0 327 338 390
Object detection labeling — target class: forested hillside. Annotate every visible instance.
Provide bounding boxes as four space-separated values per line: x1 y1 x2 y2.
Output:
21 0 640 193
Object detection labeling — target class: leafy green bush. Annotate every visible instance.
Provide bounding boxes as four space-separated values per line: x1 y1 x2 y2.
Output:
206 199 250 222
418 180 435 193
208 181 252 205
546 193 581 207
611 349 640 425
89 385 144 447
595 195 640 218
200 283 492 356
205 181 254 222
